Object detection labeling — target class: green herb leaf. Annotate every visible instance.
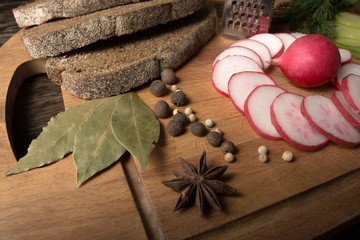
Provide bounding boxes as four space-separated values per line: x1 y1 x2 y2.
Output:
5 98 108 175
73 95 126 186
111 92 160 171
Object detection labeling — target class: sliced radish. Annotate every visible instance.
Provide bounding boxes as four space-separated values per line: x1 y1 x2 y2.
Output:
249 33 284 58
228 72 276 112
341 74 360 113
301 95 360 146
228 39 271 70
212 55 263 97
335 62 360 88
244 85 286 140
274 33 296 54
339 48 352 65
331 91 360 130
271 92 329 151
291 32 307 38
212 46 263 69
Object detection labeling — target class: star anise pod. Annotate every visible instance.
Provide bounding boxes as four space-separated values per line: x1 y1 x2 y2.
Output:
162 151 238 217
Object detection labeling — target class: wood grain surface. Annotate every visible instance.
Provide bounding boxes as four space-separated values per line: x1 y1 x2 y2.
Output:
1 1 360 239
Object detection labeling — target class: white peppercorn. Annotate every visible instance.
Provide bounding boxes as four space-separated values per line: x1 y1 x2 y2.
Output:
258 145 268 155
188 113 196 123
184 107 193 116
170 85 178 92
173 108 181 116
205 119 214 128
224 153 235 163
258 154 268 163
282 151 294 162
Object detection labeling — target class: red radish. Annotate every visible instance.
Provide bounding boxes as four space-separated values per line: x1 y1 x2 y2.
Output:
274 33 296 54
250 33 284 58
339 48 352 65
228 39 272 70
341 74 360 113
228 72 276 112
301 95 360 146
271 34 341 88
212 46 263 69
212 55 263 97
291 32 307 38
244 85 286 140
335 62 360 88
331 91 360 130
271 92 329 151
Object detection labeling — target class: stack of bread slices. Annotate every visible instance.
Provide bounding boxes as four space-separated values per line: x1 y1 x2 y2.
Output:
13 0 217 99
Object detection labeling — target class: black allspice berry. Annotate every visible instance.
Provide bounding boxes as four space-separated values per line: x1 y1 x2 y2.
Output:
171 91 186 106
150 80 167 97
173 112 188 126
161 69 177 85
154 100 171 118
166 119 184 137
221 141 237 154
190 122 207 137
207 131 223 147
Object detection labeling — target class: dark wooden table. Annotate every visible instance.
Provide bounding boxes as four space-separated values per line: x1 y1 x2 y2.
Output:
1 1 359 239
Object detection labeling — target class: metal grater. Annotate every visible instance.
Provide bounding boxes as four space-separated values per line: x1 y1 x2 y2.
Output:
220 0 274 39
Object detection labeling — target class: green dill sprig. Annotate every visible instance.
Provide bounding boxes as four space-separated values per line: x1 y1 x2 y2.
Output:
272 0 360 38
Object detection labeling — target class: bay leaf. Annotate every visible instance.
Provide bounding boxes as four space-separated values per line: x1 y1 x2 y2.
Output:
5 97 109 175
111 92 160 171
73 95 126 186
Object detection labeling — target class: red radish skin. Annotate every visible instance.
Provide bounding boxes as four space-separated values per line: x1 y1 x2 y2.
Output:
301 95 360 146
244 85 286 140
331 91 360 130
271 34 341 88
250 33 284 58
339 48 352 65
228 72 276 112
335 62 360 88
228 39 272 70
212 55 263 97
212 46 263 69
271 92 329 151
274 33 296 55
341 74 360 113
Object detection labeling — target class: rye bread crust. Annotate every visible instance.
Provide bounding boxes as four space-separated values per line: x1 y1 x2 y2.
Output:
45 3 216 99
13 0 147 28
21 0 208 59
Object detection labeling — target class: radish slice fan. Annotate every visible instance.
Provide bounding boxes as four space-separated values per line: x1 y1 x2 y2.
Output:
271 92 329 151
244 85 286 140
331 91 360 130
212 46 263 69
301 95 360 146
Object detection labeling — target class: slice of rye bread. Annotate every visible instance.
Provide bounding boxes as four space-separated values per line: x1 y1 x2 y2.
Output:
45 3 216 99
21 0 208 59
13 0 148 28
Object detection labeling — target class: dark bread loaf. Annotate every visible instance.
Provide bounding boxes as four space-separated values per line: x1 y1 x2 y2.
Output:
21 0 208 59
13 0 147 27
45 3 216 99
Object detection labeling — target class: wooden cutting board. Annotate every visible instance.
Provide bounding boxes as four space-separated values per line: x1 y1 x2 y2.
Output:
1 30 360 239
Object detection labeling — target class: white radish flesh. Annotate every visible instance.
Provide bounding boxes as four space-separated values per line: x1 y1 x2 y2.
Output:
301 95 360 146
274 33 296 54
244 85 286 140
291 32 307 38
212 46 263 69
212 55 263 97
228 39 271 70
271 92 329 151
250 33 284 58
335 62 360 88
331 91 360 130
341 74 360 113
228 72 276 112
339 48 352 65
